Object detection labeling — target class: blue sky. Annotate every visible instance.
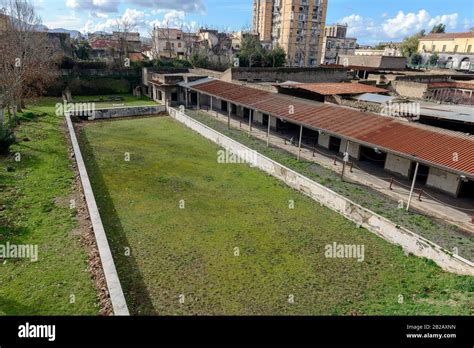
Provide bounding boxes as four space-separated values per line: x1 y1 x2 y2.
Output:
35 0 474 44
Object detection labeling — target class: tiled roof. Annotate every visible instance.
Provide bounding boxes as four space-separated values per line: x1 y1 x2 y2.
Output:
189 79 474 177
422 32 474 40
279 83 389 95
129 52 145 62
90 39 117 49
429 82 474 90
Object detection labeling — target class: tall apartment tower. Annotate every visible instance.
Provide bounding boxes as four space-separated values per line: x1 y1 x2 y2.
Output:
253 0 328 67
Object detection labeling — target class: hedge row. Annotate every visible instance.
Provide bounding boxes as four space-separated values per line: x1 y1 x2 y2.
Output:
47 76 141 96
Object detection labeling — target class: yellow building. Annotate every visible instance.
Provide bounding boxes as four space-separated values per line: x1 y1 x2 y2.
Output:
253 0 328 67
418 32 474 70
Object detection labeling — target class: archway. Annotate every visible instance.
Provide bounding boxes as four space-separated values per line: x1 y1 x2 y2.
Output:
460 57 471 70
446 57 453 69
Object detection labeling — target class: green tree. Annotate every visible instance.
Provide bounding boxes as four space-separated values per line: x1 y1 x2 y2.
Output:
428 53 439 65
73 40 92 60
431 24 446 33
410 53 423 65
264 45 286 67
401 30 425 57
190 50 210 69
238 34 264 67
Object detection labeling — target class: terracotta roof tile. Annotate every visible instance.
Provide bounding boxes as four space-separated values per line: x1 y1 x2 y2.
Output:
429 82 474 90
190 79 474 176
280 83 389 95
422 32 474 40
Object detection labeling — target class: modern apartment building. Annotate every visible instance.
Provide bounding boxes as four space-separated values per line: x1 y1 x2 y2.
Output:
324 23 346 38
321 23 357 64
253 0 328 67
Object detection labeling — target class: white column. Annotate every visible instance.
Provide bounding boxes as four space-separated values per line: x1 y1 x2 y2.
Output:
406 162 420 211
248 109 252 137
267 115 271 147
297 125 303 160
341 140 349 181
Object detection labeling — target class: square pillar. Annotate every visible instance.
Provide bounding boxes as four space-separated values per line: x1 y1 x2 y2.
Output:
253 111 263 124
426 167 461 197
339 139 360 160
318 133 330 149
270 116 277 130
384 153 412 178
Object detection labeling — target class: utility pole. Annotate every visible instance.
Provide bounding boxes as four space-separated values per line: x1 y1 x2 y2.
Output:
267 115 271 147
407 161 420 211
297 125 303 160
341 140 350 181
248 109 253 137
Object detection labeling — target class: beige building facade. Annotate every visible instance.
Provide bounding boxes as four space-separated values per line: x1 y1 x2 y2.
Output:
253 0 328 67
418 32 474 70
418 32 474 55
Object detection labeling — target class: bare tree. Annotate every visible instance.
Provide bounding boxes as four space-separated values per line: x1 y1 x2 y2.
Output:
0 0 58 126
148 25 160 60
180 23 196 61
150 21 177 60
163 21 174 59
114 18 137 68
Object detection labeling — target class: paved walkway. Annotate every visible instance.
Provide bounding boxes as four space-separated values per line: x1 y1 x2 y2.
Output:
195 107 474 234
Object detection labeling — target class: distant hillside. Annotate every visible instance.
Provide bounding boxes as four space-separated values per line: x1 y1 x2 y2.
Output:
47 28 82 38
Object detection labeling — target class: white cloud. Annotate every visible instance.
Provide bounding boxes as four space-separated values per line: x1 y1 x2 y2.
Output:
428 13 458 29
130 0 205 14
121 8 145 23
383 10 431 38
463 18 473 30
339 14 378 39
43 12 81 29
339 10 462 43
65 0 79 9
91 12 109 19
64 0 206 14
149 10 198 32
80 7 199 36
65 0 119 13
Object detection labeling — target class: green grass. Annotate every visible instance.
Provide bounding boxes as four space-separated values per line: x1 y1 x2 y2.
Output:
79 116 473 315
71 94 159 108
0 98 99 315
185 109 474 261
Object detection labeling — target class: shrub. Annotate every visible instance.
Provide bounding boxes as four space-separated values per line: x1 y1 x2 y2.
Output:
0 124 15 152
410 53 423 65
75 61 107 70
19 112 35 121
153 58 193 69
60 56 76 69
428 53 439 66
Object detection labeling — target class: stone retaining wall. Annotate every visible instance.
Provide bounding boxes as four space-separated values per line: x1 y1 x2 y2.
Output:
168 106 473 276
65 113 130 315
69 105 166 120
